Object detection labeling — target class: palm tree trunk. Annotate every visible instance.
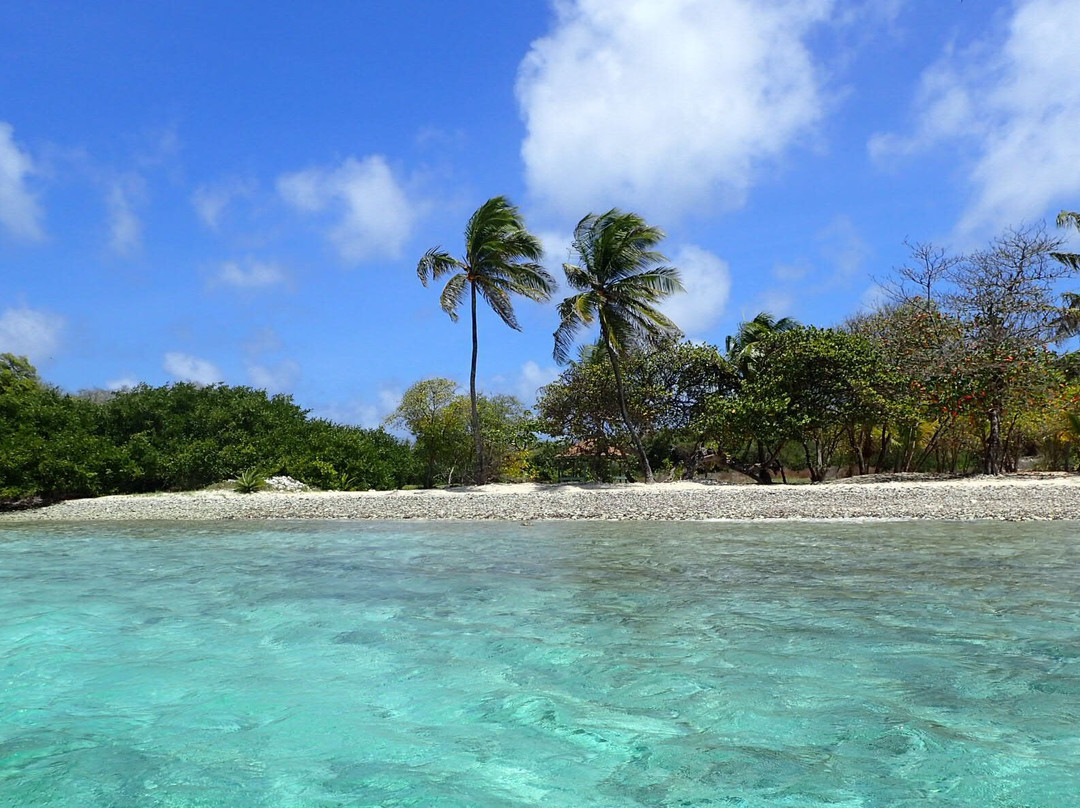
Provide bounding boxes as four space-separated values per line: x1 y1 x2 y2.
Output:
600 320 654 483
470 281 484 484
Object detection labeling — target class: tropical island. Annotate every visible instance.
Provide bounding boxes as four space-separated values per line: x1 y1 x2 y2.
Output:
4 201 1080 521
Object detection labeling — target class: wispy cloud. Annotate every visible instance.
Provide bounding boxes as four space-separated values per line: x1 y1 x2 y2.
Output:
106 175 143 256
538 229 574 268
192 178 256 230
277 155 416 263
869 0 1080 236
817 215 870 281
163 352 222 385
106 376 139 391
0 122 44 241
214 257 287 290
247 359 300 393
516 360 559 403
0 305 64 362
516 0 833 219
316 385 403 428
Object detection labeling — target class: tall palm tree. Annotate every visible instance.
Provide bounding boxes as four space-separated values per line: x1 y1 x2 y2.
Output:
418 196 556 483
553 209 684 483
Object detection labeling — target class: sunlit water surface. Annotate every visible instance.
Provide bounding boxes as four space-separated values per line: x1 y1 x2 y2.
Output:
1 520 1078 807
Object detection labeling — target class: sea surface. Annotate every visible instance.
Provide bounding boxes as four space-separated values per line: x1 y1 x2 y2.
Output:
1 520 1078 807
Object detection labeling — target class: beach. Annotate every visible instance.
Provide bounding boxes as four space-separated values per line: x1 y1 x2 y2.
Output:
3 475 1080 522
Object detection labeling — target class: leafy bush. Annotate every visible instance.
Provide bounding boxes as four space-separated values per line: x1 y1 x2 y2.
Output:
1 358 422 505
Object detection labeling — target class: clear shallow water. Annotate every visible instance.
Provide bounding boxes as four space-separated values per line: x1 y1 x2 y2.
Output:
1 521 1078 807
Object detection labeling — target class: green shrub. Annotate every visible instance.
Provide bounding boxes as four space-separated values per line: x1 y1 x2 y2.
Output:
234 468 266 494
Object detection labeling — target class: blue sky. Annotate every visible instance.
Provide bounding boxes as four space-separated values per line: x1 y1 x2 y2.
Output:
3 0 1079 426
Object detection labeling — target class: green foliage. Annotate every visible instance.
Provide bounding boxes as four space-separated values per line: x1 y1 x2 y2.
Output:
712 327 893 482
386 378 471 487
386 378 534 486
537 338 733 481
0 364 416 506
234 469 266 494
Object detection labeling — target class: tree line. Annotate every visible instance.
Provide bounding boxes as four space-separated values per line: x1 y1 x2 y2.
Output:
409 200 1080 484
4 200 1080 505
0 358 414 507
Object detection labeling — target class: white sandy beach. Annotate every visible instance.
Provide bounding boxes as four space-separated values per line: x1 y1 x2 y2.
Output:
3 475 1080 522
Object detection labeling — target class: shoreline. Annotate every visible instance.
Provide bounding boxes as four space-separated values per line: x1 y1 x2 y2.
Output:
3 476 1080 522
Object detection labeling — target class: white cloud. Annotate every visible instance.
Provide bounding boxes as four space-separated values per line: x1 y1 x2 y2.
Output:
659 245 731 336
835 0 903 27
247 359 300 393
870 0 1080 235
539 229 574 268
192 178 255 230
516 0 833 219
214 257 287 289
858 282 889 314
517 360 560 403
163 352 222 385
106 377 139 391
107 176 143 256
277 155 415 263
0 306 64 362
317 385 403 428
377 386 403 415
0 122 44 240
749 291 795 320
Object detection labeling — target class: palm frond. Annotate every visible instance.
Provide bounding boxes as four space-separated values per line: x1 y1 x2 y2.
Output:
1051 251 1080 271
1056 210 1080 232
1050 291 1080 342
501 261 557 301
610 266 684 300
439 273 468 321
562 263 593 291
479 284 521 331
617 300 682 347
417 248 461 285
555 209 684 361
553 294 595 363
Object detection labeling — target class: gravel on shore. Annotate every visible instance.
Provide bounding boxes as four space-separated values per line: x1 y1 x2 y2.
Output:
3 476 1079 522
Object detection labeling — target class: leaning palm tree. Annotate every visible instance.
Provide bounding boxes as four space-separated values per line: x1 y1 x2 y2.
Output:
418 196 556 483
553 209 684 483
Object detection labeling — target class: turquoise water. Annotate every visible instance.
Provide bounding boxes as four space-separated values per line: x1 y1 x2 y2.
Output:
1 521 1078 807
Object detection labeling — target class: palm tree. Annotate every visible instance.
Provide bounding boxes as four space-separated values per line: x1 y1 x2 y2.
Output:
1051 212 1080 342
1051 210 1080 271
724 311 800 380
553 209 684 483
418 196 556 483
1050 291 1080 343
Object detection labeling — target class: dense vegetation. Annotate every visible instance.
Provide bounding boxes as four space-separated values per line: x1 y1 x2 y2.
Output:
5 206 1080 505
1 357 414 506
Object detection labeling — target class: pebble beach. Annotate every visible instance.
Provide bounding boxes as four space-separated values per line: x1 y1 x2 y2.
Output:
4 475 1080 522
